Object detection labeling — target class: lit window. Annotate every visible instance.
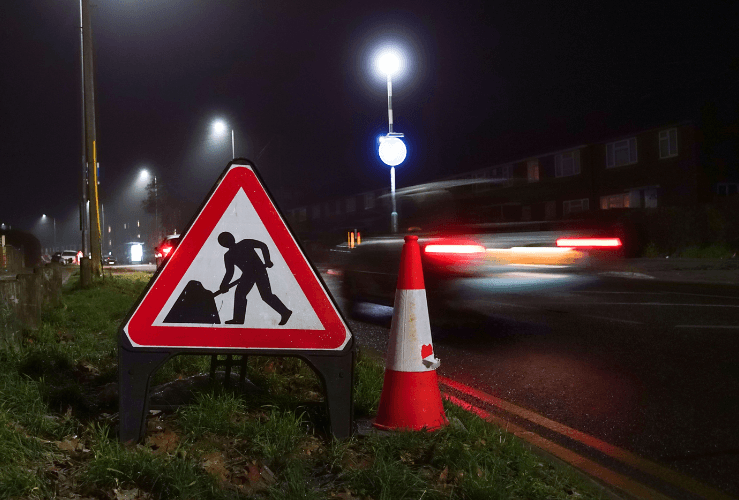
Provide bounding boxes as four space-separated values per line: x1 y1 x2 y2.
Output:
555 150 581 177
600 193 630 209
527 160 539 182
108 226 111 233
606 138 637 167
563 198 589 215
123 223 127 229
659 129 678 158
137 220 140 227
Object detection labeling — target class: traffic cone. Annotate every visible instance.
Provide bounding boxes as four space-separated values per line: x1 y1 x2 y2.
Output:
374 235 449 431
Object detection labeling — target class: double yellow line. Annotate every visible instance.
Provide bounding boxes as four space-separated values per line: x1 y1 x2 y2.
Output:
439 376 732 500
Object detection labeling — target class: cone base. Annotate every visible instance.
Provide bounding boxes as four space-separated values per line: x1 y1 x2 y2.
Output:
374 369 449 431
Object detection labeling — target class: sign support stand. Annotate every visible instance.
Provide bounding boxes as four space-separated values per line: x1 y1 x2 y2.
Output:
118 335 354 442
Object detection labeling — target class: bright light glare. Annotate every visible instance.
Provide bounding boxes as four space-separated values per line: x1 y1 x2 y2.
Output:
378 136 407 166
425 244 485 254
212 119 228 136
139 169 150 181
377 50 401 76
556 238 622 248
131 244 143 263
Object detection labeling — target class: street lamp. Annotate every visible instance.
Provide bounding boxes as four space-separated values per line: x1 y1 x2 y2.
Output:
139 169 158 242
376 49 407 233
212 119 235 159
41 214 56 252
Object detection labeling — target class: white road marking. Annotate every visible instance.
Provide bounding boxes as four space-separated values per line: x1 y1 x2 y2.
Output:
595 302 739 308
674 325 739 329
579 291 739 300
581 314 644 325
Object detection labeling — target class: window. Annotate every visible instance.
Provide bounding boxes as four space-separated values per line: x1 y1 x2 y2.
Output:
527 160 539 182
563 198 589 215
606 138 637 167
600 193 630 209
659 129 678 158
346 197 356 213
555 150 581 177
364 193 375 210
717 183 739 196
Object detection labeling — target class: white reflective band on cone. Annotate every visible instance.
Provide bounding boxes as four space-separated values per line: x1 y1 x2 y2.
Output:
385 289 440 372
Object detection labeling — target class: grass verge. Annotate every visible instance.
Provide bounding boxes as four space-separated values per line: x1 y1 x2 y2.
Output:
0 274 607 499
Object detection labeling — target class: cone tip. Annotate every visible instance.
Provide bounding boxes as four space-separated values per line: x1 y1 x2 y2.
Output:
404 235 419 243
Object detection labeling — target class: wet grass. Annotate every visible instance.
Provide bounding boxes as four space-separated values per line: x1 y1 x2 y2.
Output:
0 274 607 499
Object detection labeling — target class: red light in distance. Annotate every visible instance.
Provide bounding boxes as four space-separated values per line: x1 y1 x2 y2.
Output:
556 238 622 248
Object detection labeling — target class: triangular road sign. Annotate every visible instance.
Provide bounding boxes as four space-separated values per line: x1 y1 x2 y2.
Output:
124 162 351 351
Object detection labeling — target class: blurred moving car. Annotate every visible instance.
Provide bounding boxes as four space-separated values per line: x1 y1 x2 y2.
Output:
155 235 180 267
338 221 624 321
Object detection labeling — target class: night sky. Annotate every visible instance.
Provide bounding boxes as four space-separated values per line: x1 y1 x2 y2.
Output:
1 0 737 248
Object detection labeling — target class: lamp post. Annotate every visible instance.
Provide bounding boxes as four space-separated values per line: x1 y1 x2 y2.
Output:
139 169 158 242
212 119 235 159
376 50 407 233
41 214 56 252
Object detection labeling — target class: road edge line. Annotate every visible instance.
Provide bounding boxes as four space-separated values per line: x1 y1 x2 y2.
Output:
443 393 671 500
439 376 732 500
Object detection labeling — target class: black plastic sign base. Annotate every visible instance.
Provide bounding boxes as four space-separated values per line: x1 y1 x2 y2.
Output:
118 334 354 442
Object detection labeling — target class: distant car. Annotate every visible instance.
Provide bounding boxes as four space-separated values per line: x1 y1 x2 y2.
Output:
155 235 181 267
339 221 624 322
103 256 117 265
59 250 80 265
51 252 63 264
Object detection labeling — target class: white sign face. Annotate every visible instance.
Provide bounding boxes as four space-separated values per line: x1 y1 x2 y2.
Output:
153 188 323 330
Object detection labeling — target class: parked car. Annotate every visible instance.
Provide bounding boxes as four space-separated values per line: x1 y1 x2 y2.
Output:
103 255 117 265
155 235 180 267
58 250 80 265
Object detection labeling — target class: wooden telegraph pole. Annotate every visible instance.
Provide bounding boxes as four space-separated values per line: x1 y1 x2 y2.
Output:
80 0 102 279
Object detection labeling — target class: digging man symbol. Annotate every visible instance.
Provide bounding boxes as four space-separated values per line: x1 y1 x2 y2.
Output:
218 231 293 325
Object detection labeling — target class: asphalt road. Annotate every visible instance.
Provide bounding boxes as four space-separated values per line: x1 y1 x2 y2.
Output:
322 270 739 499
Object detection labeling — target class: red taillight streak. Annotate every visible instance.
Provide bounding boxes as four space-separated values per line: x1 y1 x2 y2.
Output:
162 246 172 256
556 238 622 248
424 244 486 255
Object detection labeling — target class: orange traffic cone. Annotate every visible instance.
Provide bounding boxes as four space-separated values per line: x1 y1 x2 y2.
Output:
374 235 449 431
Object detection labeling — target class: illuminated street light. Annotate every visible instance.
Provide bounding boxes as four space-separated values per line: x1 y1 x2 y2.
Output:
41 214 56 251
211 119 235 159
375 48 408 233
139 168 159 241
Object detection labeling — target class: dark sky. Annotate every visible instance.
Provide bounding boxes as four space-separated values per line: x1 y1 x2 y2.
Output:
1 0 737 247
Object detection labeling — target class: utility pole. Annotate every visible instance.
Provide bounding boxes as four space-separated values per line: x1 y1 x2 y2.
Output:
80 0 102 277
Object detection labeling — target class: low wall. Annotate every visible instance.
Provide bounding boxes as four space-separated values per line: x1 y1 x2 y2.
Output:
0 266 63 343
